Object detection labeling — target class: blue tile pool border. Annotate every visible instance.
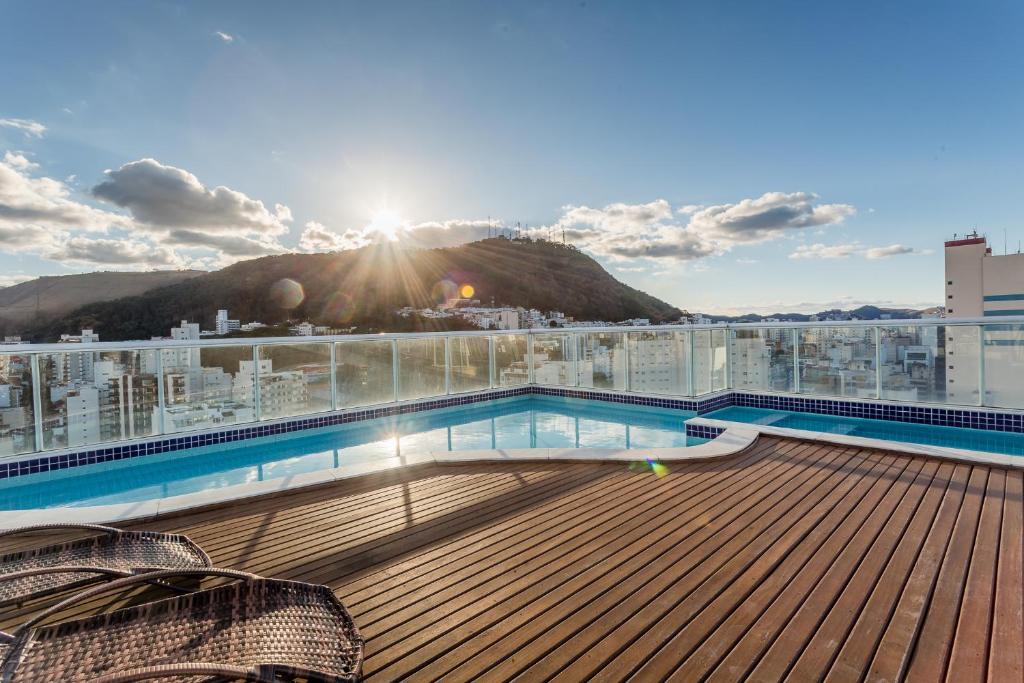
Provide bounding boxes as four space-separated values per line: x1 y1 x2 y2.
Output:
731 392 1024 433
2 385 1023 481
685 423 726 440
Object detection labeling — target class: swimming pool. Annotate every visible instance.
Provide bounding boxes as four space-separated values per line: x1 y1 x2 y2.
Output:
704 405 1024 457
0 396 702 510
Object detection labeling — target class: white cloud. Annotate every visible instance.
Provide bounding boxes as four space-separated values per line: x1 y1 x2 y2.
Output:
92 159 288 234
0 273 34 288
1 153 294 270
686 192 855 244
323 217 498 252
789 243 861 259
0 152 129 238
0 118 46 138
3 152 37 171
91 158 290 258
790 242 927 260
526 192 854 262
865 244 923 259
45 236 185 268
297 221 348 252
214 31 235 43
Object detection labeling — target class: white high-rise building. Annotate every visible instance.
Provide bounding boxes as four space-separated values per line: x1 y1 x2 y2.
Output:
215 310 241 335
945 233 1024 318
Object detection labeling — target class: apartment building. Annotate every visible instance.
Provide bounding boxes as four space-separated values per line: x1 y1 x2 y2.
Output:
945 234 1024 318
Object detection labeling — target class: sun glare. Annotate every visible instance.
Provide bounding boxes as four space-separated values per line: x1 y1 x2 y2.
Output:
368 207 404 241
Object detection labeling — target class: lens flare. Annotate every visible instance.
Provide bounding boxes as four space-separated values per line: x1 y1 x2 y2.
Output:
322 291 357 323
269 278 305 309
630 458 670 477
431 279 458 305
460 284 475 298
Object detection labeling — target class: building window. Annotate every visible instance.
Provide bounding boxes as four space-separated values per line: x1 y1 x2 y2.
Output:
947 280 953 285
947 295 954 299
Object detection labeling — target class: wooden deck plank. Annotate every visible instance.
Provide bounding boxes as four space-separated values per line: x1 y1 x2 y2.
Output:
2 435 1019 683
815 461 953 683
362 441 816 680
406 440 816 682
946 469 1006 683
903 466 990 682
529 446 870 683
989 469 1024 683
617 452 910 683
667 456 938 683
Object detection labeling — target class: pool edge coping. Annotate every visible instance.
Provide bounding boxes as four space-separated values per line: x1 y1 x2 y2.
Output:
0 426 759 529
686 416 1024 469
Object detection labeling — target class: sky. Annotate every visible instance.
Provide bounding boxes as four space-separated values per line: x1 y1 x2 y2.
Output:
1 0 1022 315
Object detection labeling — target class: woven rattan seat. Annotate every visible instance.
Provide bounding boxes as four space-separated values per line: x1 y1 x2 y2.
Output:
0 524 211 607
0 568 363 682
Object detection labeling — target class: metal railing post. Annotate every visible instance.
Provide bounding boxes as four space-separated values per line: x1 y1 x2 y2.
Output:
572 332 580 387
488 336 495 389
724 330 732 391
978 325 986 406
444 337 451 395
792 328 801 394
155 350 166 434
30 354 44 451
252 345 262 421
329 342 338 410
391 339 399 402
874 327 882 400
527 330 535 385
623 332 631 392
687 331 694 397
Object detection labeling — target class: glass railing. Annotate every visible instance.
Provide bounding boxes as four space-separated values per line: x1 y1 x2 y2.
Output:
1 319 1022 457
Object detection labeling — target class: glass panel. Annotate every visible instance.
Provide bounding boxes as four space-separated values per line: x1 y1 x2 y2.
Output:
335 340 394 408
39 349 159 450
692 330 712 396
161 345 256 433
626 330 690 396
711 329 728 392
983 324 1024 408
532 332 577 387
878 325 950 404
256 343 332 419
730 328 795 392
577 332 627 390
397 337 447 401
798 326 877 398
494 333 529 387
449 336 491 394
0 353 35 455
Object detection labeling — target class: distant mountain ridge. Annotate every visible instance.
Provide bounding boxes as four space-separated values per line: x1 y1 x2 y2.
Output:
0 270 205 332
19 238 682 342
707 305 943 323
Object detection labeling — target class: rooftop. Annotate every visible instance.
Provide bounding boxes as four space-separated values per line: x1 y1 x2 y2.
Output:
3 435 1019 681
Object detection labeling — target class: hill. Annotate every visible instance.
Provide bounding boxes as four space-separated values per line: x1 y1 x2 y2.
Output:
24 239 682 341
0 270 205 334
708 305 942 323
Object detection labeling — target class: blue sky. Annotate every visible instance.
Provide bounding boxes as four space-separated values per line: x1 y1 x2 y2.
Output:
1 0 1022 314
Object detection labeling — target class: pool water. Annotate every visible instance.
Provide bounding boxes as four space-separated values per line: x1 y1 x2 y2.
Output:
705 406 1024 457
0 397 701 510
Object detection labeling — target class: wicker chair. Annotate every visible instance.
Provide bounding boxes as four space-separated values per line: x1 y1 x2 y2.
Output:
0 523 211 607
0 568 363 682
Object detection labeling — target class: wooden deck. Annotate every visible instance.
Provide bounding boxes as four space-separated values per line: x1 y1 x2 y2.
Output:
2 435 1022 681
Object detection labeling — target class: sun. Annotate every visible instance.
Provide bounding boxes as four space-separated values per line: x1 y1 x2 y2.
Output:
368 207 404 241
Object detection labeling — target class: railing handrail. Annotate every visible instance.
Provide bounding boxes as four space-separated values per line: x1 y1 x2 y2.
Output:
2 316 1021 353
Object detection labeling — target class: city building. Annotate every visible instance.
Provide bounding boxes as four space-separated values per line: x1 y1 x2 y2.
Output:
944 232 1024 318
215 309 241 335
